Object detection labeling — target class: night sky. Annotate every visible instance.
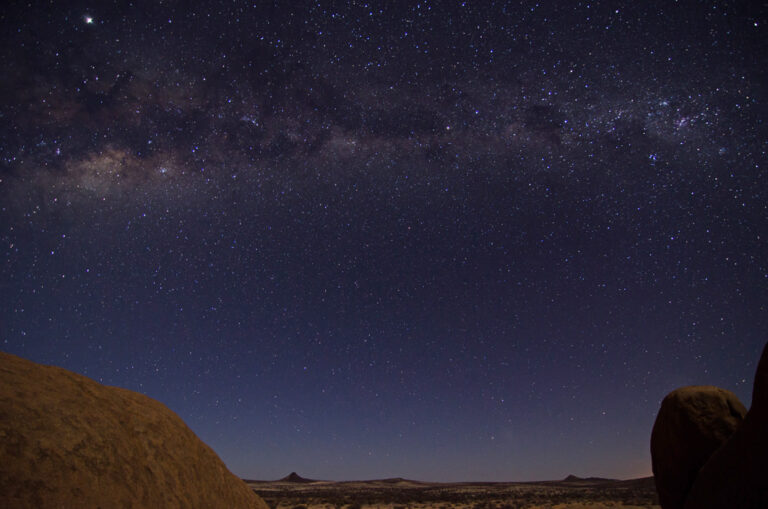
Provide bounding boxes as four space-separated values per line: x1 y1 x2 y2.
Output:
1 0 766 482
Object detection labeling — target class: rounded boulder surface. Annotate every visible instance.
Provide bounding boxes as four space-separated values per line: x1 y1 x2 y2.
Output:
650 385 747 509
684 342 768 509
0 351 268 509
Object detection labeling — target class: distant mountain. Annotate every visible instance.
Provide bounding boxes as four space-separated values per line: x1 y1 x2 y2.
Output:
376 477 407 483
562 474 618 483
614 476 656 489
280 472 315 483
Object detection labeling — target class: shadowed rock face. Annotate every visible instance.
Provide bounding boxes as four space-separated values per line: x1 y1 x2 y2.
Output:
0 351 268 509
683 342 768 509
650 385 747 509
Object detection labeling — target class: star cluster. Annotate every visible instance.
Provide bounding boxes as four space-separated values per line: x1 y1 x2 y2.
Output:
1 1 766 481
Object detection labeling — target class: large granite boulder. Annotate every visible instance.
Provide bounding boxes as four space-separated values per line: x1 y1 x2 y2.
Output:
0 351 268 509
684 342 768 508
650 385 747 509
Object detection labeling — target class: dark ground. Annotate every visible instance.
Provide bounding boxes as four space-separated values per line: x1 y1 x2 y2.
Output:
247 476 658 509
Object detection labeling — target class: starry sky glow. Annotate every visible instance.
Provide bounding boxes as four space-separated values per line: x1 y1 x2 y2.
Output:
1 0 766 482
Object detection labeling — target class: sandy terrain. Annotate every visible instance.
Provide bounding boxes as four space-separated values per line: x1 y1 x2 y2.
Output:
247 476 659 509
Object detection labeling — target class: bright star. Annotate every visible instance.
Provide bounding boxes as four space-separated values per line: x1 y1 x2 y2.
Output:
84 15 94 24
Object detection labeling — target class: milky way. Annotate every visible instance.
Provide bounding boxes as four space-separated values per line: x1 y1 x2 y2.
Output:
1 1 766 481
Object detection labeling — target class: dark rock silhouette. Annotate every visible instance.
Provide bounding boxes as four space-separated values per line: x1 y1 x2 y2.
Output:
378 477 409 483
561 474 616 484
279 472 315 483
683 342 768 509
650 385 747 509
0 351 268 509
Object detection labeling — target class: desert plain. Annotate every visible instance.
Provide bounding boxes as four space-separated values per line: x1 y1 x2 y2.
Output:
247 474 659 509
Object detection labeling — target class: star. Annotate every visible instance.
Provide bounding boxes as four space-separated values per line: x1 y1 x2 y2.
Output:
0 0 763 484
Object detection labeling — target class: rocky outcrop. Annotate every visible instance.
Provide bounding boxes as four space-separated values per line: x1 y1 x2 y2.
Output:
650 385 747 509
0 351 268 509
683 342 768 509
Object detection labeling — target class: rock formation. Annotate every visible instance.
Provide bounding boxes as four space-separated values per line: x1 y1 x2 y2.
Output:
650 385 747 509
0 351 268 509
683 342 768 509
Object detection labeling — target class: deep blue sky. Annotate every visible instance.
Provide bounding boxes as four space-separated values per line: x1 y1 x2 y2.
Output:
1 1 766 481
